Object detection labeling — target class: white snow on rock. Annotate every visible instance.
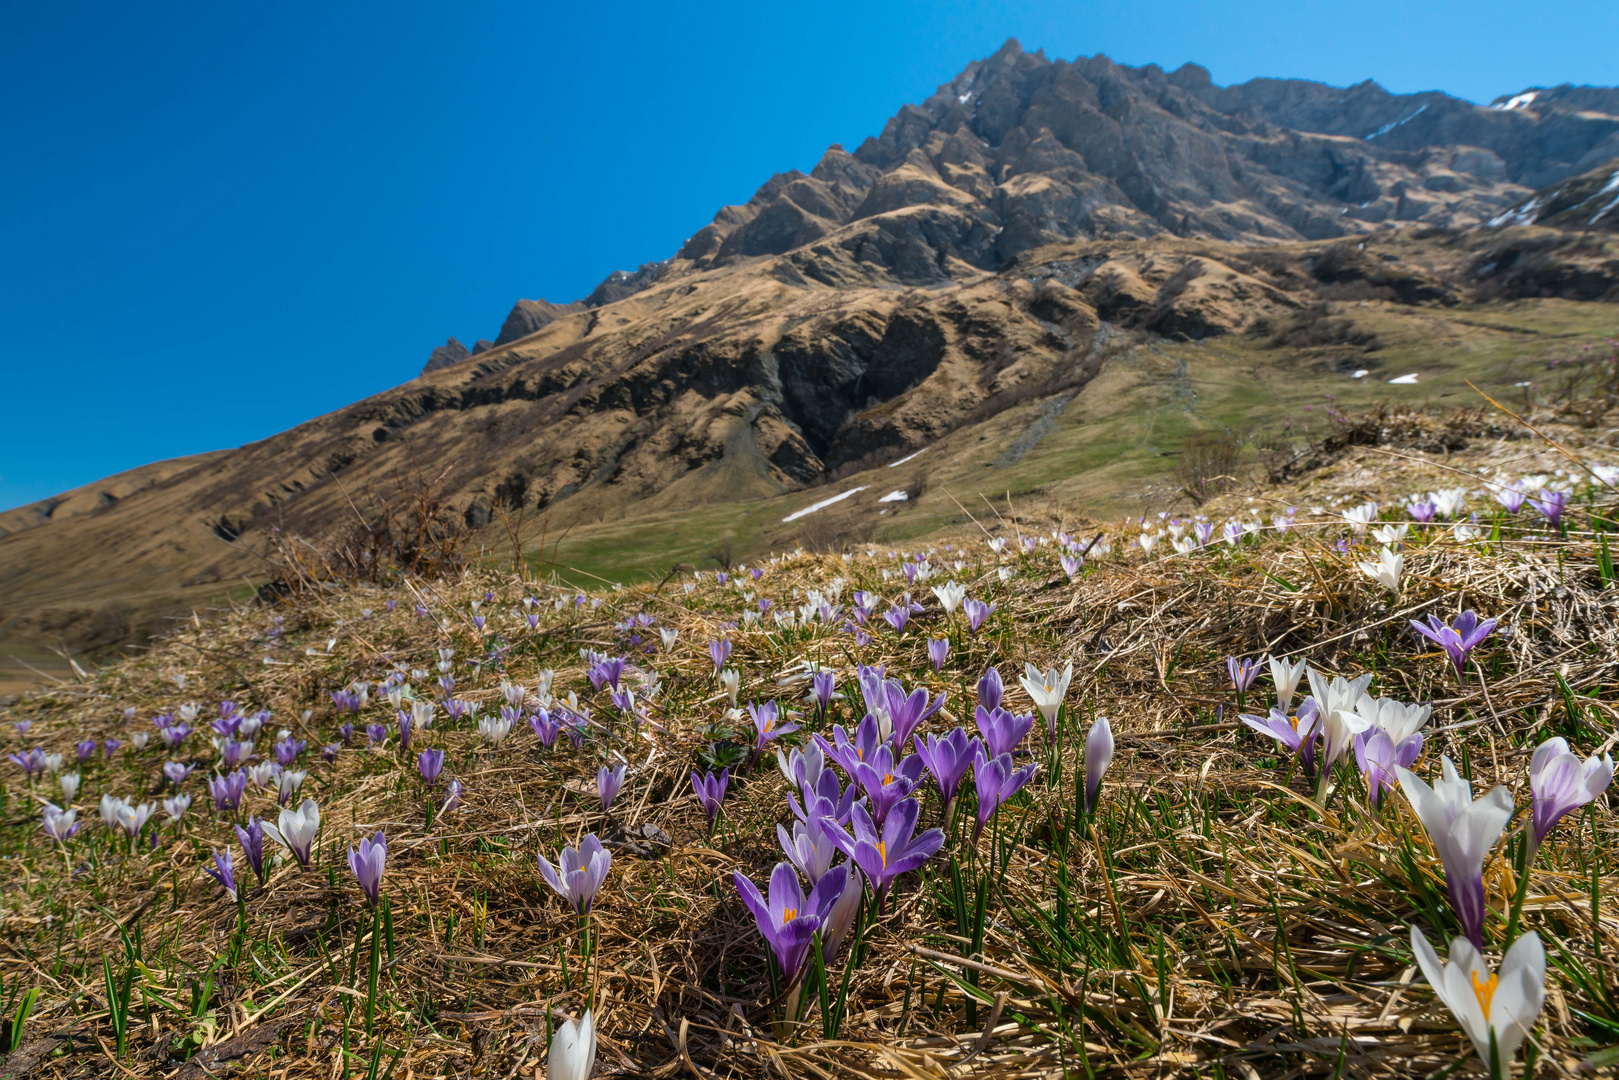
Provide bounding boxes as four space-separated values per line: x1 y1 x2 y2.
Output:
1365 104 1427 140
1388 373 1421 385
878 490 909 503
1491 91 1538 111
888 447 928 467
782 486 868 523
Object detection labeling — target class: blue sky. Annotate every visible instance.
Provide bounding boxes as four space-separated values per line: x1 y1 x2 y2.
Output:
2 0 1615 510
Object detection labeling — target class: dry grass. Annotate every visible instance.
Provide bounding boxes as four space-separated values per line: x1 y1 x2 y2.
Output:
3 410 1619 1079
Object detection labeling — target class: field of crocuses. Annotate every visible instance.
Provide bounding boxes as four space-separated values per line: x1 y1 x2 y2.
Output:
4 426 1619 1079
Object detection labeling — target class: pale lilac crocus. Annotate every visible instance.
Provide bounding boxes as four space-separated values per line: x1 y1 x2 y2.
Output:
347 831 388 907
709 639 732 673
778 807 839 883
978 667 1004 711
1527 737 1615 859
537 834 611 914
236 816 268 884
1354 729 1401 809
1227 657 1258 694
442 779 463 814
597 763 626 813
164 761 195 786
692 769 729 835
1241 700 1321 774
162 795 190 824
927 638 949 671
962 598 996 635
1083 716 1114 816
266 799 320 870
882 607 910 633
810 670 838 715
1529 488 1568 529
41 804 79 843
208 770 248 812
1411 611 1499 681
204 848 239 901
823 798 943 911
417 748 445 788
1397 757 1514 950
975 705 1034 759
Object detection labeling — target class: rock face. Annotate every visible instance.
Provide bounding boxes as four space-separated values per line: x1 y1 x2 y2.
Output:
493 299 587 346
1487 157 1619 233
421 338 472 375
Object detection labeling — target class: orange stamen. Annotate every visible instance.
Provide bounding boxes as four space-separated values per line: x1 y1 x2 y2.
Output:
1472 971 1498 1016
782 907 797 923
876 841 887 867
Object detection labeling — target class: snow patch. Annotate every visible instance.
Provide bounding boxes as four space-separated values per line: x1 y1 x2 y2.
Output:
1489 196 1541 228
1492 91 1538 111
1351 369 1370 379
1388 373 1421 385
878 490 909 503
888 447 928 467
782 486 868 523
1365 104 1427 140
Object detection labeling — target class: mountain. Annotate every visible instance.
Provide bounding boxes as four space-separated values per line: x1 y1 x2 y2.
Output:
5 41 1619 666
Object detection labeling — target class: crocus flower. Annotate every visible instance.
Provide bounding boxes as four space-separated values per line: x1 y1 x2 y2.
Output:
777 741 824 789
789 767 860 827
1354 695 1430 763
847 744 926 824
163 794 191 823
207 770 248 811
347 831 387 907
204 848 238 901
418 748 445 788
881 607 910 633
809 669 839 715
1241 701 1321 773
116 801 155 838
1268 655 1309 713
163 761 195 786
598 763 626 813
278 769 306 805
823 799 943 909
75 740 96 764
547 1010 596 1080
861 673 945 750
1354 729 1401 808
719 668 740 706
962 598 996 635
1411 926 1545 1072
103 740 122 759
1411 611 1499 681
7 748 46 780
778 807 839 883
1492 485 1527 514
971 751 1036 842
975 705 1034 759
266 799 320 869
1083 716 1114 816
396 713 414 753
1305 669 1374 773
1358 546 1403 593
1397 757 1514 949
236 816 268 884
692 768 729 834
748 700 798 751
818 715 882 778
932 582 966 614
927 637 949 670
442 778 463 814
914 728 980 813
709 639 732 673
1529 488 1568 528
322 743 340 763
59 772 80 803
273 737 306 767
338 722 355 747
41 804 79 843
1527 737 1615 858
978 667 1004 711
537 834 611 914
733 862 849 986
1227 657 1258 693
1019 662 1074 742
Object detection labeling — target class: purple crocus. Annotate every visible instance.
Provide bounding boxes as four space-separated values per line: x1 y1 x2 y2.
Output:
322 743 340 764
810 670 838 716
790 767 861 827
338 722 355 747
598 763 626 813
204 848 238 901
537 834 612 914
733 862 850 986
530 709 561 747
1227 657 1258 693
926 638 949 671
1354 729 1401 809
972 751 1036 842
914 728 981 816
847 743 926 824
1396 758 1512 950
978 667 1004 712
962 598 996 635
691 768 729 835
1528 737 1615 859
442 779 463 813
347 831 387 907
975 705 1033 760
1410 610 1499 681
163 761 196 786
366 723 389 746
818 715 883 777
103 740 122 759
207 770 248 812
709 639 732 673
396 713 414 753
235 816 268 885
76 740 97 764
8 748 46 780
274 737 306 767
418 748 445 788
591 656 627 692
219 738 253 769
823 798 943 911
882 607 910 633
1530 488 1568 529
860 673 946 750
1240 701 1322 777
748 700 798 751
13 720 30 737
1407 499 1437 525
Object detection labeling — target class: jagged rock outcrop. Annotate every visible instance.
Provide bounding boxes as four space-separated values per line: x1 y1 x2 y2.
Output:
493 299 586 346
421 337 472 375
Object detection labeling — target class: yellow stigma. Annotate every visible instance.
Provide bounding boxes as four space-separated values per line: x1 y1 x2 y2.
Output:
1472 971 1498 1016
782 907 797 924
876 841 887 867
883 773 894 786
1288 713 1300 731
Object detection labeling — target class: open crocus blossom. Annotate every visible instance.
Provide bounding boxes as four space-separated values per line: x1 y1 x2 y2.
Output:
914 728 980 816
824 799 942 909
1411 925 1545 1073
975 705 1034 760
1528 736 1615 859
41 803 79 843
860 672 946 750
547 1010 596 1080
748 700 798 751
537 834 612 914
971 751 1036 842
1019 662 1074 741
1397 757 1514 950
347 831 387 907
597 763 626 813
1358 545 1403 593
1226 656 1258 693
709 639 732 673
1083 716 1114 816
1305 669 1374 775
1411 610 1499 681
932 581 966 614
1240 701 1320 765
847 743 926 824
266 799 320 869
778 808 839 883
733 862 851 987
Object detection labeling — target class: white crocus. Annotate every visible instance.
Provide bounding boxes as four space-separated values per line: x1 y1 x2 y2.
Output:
265 798 320 869
1358 545 1403 593
99 794 127 832
987 537 1006 555
931 582 966 615
1371 522 1410 545
478 713 513 747
1267 655 1309 714
59 772 81 804
1019 662 1074 733
548 1009 596 1080
1397 757 1515 950
660 628 677 651
1411 925 1544 1071
718 669 740 707
1305 668 1374 775
1356 695 1431 748
1342 502 1378 532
